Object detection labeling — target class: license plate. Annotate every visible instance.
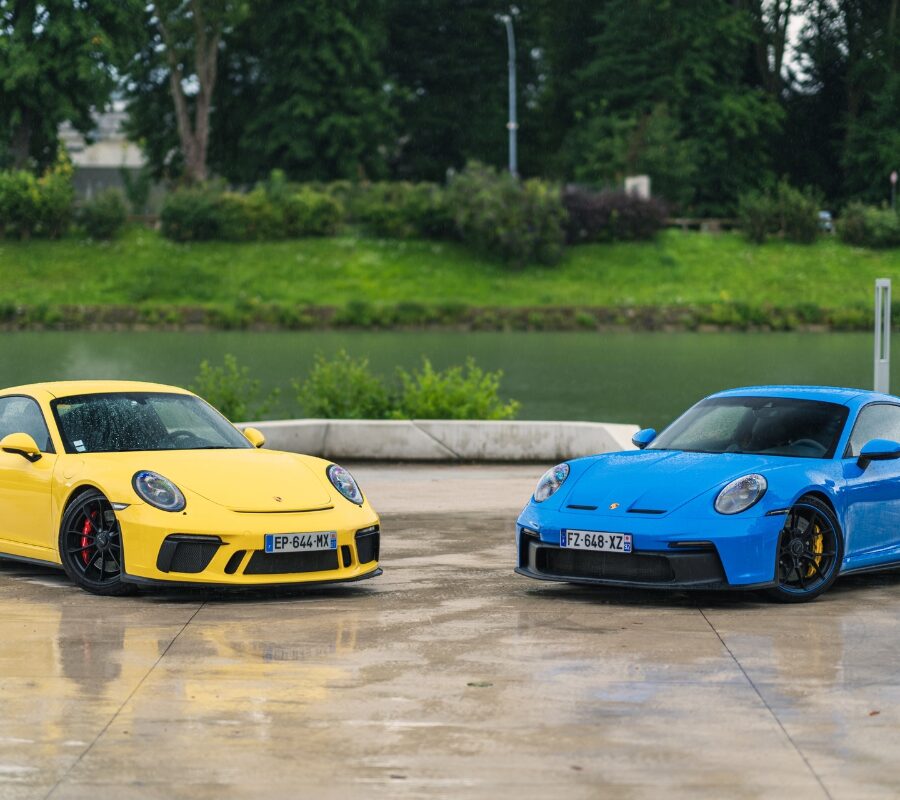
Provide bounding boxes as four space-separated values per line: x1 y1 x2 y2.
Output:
264 532 337 553
561 530 632 553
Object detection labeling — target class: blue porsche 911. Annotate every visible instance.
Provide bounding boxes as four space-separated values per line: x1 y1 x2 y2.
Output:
516 386 900 602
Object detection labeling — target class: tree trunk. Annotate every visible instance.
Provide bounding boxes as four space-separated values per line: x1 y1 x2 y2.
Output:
157 1 221 183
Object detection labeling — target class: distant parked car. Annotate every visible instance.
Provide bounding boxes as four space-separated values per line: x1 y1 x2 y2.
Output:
818 210 834 233
516 386 900 602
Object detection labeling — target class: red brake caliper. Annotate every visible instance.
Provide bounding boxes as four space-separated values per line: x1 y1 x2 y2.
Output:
81 517 93 566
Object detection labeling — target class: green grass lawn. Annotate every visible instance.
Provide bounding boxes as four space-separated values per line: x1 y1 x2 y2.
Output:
1 226 897 311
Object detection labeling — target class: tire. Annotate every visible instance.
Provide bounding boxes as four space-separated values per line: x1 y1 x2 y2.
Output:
765 495 843 603
58 489 134 596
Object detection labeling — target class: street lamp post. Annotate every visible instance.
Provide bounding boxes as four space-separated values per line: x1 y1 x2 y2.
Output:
497 11 518 178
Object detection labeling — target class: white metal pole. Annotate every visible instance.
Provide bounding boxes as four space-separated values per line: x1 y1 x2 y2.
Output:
874 278 891 393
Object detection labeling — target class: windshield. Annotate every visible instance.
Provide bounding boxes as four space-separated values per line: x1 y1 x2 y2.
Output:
51 392 253 454
648 396 849 459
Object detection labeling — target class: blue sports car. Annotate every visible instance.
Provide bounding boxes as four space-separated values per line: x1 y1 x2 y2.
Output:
516 386 900 602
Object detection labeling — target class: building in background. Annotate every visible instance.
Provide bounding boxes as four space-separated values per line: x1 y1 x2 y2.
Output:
58 101 146 199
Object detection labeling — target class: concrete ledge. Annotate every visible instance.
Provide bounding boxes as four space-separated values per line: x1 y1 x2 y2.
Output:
240 419 639 462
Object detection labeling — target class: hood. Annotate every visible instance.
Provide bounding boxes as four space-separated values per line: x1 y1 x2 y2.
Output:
564 450 789 517
130 450 333 512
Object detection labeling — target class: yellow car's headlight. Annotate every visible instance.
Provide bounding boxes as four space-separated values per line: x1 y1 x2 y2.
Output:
133 470 186 512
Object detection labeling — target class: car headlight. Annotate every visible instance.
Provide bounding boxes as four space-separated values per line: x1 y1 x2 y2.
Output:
714 474 767 515
534 463 570 503
132 470 186 512
327 464 363 505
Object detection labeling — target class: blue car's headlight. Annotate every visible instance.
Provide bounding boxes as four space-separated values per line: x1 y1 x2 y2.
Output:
132 470 186 512
534 463 570 503
714 474 767 514
327 464 363 505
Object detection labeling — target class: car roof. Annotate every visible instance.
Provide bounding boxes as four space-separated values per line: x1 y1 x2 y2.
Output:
709 385 897 406
0 380 193 399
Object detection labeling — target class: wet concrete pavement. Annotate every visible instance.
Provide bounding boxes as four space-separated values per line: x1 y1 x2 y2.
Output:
2 465 900 799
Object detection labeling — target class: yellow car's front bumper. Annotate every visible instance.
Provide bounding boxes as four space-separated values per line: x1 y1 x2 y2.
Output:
115 501 381 587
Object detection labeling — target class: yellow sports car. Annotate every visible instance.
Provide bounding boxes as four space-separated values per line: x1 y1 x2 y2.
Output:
0 380 381 595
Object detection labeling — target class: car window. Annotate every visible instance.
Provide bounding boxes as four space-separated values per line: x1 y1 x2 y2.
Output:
846 404 900 457
649 396 849 458
51 392 252 453
0 396 55 453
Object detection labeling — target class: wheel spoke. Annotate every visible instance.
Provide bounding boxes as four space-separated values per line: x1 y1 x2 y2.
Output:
66 545 94 555
802 555 826 581
85 549 102 573
97 551 106 581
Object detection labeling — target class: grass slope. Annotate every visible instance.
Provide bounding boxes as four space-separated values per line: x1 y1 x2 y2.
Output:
1 226 896 312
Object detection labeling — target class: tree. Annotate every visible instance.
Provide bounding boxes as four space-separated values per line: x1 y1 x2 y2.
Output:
560 0 782 213
129 1 246 183
210 0 393 184
786 0 900 204
0 0 142 169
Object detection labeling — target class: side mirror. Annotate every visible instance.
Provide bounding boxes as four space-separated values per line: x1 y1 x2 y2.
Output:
0 432 42 462
857 439 900 469
243 427 266 449
631 428 657 450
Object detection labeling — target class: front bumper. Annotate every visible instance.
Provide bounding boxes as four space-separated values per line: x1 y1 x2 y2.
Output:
116 501 381 587
516 506 785 589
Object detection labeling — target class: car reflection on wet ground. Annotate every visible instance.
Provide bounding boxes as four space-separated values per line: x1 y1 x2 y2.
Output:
1 464 899 800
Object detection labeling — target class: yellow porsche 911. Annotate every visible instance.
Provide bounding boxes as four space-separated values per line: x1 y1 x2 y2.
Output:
0 381 381 595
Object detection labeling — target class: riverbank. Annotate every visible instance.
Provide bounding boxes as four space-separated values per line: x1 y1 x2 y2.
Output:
2 227 896 331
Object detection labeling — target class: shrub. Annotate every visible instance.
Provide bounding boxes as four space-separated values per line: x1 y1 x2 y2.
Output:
775 181 820 244
738 191 777 244
0 151 74 239
218 188 282 241
738 180 819 244
78 188 127 239
190 354 279 421
838 203 900 248
0 170 41 239
393 357 519 420
355 182 452 239
281 188 343 236
160 185 224 241
447 162 566 266
562 186 667 243
294 350 392 419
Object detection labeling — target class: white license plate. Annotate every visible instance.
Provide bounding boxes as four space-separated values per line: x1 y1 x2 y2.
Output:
264 532 337 553
561 530 632 553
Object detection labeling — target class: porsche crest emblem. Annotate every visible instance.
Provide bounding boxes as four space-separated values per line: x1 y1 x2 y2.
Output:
609 502 620 510
274 496 283 503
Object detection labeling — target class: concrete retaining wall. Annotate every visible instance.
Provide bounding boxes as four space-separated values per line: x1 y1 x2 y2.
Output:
240 419 639 462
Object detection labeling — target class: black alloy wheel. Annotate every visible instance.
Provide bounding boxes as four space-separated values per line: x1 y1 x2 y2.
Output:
766 495 842 603
59 489 134 596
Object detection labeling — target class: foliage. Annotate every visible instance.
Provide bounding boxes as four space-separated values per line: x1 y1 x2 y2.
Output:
160 181 344 241
78 189 128 240
160 185 224 241
292 351 519 419
354 182 452 239
190 354 279 421
392 358 519 420
0 1 143 170
120 167 154 214
193 0 392 184
738 181 820 244
447 162 566 266
562 186 667 243
293 350 392 419
281 189 343 237
838 204 900 249
0 152 73 239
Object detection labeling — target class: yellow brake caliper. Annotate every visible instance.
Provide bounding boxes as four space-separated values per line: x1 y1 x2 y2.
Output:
807 520 824 578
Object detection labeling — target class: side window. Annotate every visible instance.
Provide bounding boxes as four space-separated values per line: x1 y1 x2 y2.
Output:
0 396 55 453
847 404 900 457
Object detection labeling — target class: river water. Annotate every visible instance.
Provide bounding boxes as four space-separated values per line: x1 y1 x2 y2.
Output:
0 330 890 429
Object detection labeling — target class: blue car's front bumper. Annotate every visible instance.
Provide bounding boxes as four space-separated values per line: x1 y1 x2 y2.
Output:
515 505 786 589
